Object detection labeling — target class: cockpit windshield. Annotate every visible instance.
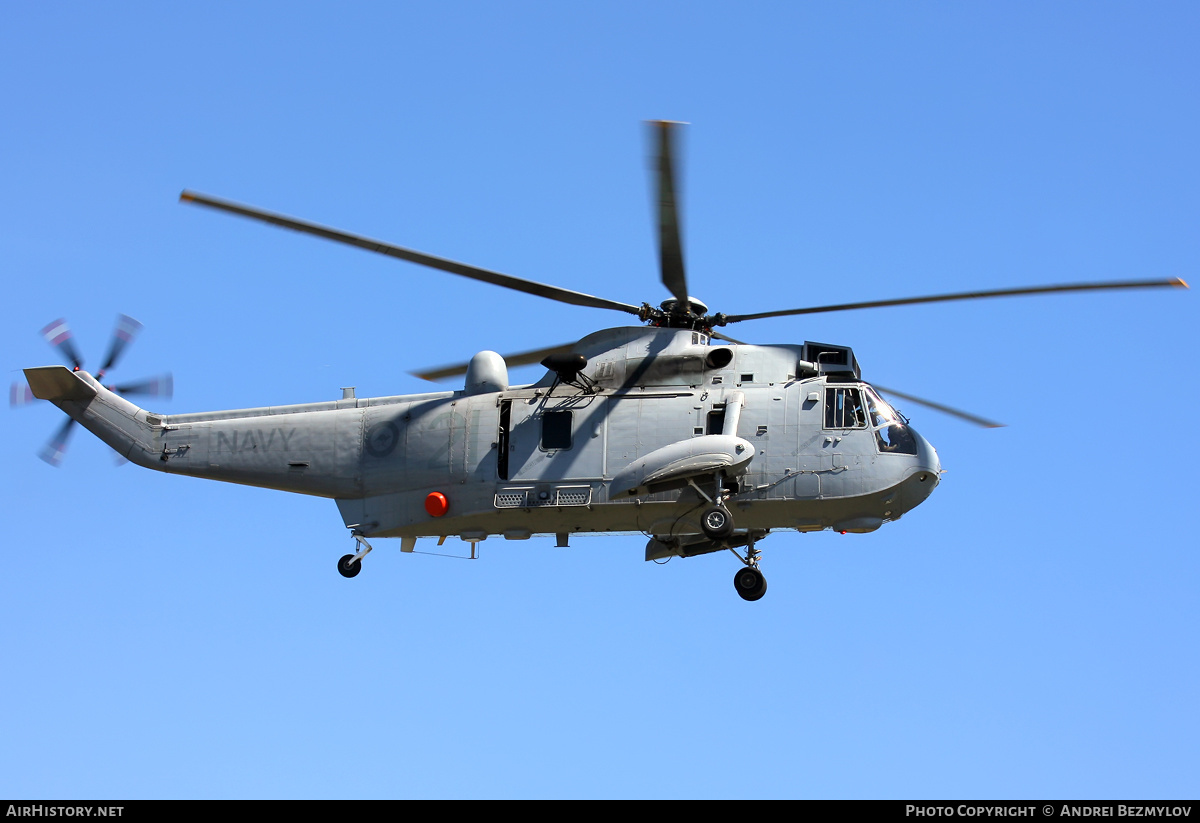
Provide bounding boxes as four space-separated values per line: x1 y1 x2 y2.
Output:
864 387 900 427
863 386 918 455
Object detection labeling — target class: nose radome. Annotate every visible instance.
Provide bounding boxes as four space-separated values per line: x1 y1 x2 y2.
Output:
911 427 942 479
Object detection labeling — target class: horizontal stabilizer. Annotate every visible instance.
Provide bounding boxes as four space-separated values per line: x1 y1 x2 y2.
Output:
23 366 98 403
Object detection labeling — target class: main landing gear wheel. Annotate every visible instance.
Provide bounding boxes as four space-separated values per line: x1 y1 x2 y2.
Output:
733 566 767 602
701 505 734 540
337 554 361 579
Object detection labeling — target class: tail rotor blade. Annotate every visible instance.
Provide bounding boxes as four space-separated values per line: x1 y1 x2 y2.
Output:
111 373 173 400
38 418 77 466
40 319 84 369
10 381 37 408
98 314 144 376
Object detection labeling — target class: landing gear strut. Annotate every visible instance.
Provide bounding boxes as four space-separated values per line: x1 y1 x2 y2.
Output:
689 471 767 600
338 533 374 579
696 470 735 541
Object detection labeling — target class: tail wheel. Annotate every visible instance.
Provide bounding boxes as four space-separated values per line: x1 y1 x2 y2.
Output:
337 554 361 578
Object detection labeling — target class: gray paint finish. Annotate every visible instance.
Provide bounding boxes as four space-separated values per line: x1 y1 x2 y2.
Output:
25 326 942 546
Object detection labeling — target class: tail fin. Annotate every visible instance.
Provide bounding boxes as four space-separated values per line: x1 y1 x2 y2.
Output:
24 369 98 405
24 366 98 402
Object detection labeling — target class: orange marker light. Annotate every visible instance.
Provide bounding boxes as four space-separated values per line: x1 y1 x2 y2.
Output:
425 492 449 517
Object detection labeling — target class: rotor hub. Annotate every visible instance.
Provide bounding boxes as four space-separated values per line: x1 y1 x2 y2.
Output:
659 296 708 316
641 297 718 333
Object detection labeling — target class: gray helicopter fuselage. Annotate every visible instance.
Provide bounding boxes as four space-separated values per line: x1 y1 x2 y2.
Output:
26 327 941 547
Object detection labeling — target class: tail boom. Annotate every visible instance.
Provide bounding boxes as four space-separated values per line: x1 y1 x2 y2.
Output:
23 366 363 498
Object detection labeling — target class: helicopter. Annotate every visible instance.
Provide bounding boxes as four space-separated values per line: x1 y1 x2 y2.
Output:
19 121 1186 601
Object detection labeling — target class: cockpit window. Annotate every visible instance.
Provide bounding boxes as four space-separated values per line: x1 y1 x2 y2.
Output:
864 387 918 455
824 387 867 429
865 388 900 428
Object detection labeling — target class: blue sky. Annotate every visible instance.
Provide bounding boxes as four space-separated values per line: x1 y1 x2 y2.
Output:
2 2 1197 799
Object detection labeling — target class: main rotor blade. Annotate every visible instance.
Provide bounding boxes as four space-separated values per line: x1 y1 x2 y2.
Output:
413 343 574 382
871 384 1005 429
98 314 143 376
413 332 749 380
39 417 77 466
710 330 747 345
721 278 1189 324
651 121 688 307
40 319 83 369
180 191 642 316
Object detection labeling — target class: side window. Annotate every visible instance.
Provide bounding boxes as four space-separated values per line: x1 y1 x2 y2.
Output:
706 408 726 435
824 387 867 429
541 410 573 450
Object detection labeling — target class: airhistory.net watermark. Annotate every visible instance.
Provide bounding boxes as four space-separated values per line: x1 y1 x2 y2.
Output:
5 807 123 817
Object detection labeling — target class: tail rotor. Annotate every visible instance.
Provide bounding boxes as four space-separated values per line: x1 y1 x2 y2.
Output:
13 314 173 465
